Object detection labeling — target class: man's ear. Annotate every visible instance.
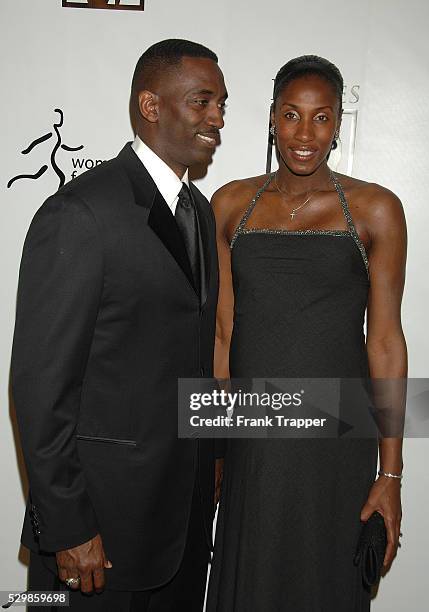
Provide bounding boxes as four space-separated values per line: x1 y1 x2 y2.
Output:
138 90 159 123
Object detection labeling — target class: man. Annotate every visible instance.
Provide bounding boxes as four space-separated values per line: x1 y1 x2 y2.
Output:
11 39 227 611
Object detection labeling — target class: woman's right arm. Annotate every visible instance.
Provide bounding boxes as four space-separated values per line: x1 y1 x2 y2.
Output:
211 183 243 471
212 184 239 380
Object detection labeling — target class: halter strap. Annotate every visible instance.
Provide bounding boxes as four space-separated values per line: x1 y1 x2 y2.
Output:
330 172 369 273
229 173 274 249
229 170 369 276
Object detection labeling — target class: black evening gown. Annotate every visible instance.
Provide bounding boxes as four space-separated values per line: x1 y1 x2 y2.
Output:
206 173 378 612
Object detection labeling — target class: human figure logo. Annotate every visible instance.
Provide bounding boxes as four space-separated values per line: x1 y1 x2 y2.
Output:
8 109 84 190
62 0 145 10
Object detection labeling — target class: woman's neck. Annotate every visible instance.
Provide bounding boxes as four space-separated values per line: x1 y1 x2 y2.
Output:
275 162 332 197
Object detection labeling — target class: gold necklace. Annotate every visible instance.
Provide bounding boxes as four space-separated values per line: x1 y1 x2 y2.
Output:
274 171 319 220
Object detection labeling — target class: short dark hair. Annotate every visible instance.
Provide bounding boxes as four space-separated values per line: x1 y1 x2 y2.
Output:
131 38 218 98
273 55 344 112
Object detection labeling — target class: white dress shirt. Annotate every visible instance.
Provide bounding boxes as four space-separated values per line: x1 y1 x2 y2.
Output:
131 135 189 215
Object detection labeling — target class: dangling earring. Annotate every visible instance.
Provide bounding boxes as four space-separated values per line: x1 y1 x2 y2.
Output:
331 130 340 150
270 125 277 136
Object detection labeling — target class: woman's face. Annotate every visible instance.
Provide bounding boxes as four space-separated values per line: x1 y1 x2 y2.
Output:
272 74 341 176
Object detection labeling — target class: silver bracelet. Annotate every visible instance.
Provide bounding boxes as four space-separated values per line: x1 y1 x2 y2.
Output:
378 469 403 480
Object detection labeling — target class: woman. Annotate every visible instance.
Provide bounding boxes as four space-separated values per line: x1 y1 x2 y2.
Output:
206 56 406 611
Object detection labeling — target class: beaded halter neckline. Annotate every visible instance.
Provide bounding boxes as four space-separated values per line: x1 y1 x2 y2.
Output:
229 171 369 277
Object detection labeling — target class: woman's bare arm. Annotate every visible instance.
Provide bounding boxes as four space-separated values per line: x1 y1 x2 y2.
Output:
212 182 246 380
361 184 407 568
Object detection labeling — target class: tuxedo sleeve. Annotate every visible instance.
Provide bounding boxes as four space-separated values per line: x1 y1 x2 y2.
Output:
11 192 103 552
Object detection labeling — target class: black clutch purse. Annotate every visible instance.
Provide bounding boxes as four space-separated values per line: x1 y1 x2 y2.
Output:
353 511 387 587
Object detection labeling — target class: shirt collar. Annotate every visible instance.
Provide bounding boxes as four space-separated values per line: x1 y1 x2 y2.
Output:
131 135 189 212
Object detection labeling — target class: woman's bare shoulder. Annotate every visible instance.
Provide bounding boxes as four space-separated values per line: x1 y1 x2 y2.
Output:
334 173 404 224
211 173 271 231
212 174 270 209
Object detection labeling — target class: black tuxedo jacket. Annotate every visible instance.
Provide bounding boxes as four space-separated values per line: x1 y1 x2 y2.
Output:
11 143 219 590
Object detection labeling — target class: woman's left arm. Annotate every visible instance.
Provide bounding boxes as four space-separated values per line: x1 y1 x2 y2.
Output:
362 185 407 569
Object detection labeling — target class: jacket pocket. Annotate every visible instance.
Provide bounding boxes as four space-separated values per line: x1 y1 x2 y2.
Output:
76 435 137 447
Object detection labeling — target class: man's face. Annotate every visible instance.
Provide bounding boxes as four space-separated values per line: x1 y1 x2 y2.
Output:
149 57 228 175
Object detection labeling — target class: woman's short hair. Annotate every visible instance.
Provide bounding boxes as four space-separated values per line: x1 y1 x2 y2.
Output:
273 55 344 112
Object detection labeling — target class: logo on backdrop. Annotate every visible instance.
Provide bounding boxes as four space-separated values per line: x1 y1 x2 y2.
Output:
8 108 103 191
329 83 360 175
62 0 145 10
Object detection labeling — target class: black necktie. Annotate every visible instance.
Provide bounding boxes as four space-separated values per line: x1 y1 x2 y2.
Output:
175 183 200 295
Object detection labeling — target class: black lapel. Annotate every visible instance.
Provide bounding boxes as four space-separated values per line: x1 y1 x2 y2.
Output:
117 143 197 295
190 184 211 307
148 190 195 292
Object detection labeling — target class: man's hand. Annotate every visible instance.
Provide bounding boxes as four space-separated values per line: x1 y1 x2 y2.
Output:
56 533 112 594
215 458 224 507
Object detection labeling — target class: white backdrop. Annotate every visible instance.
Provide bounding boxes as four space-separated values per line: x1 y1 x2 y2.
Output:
1 0 428 608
